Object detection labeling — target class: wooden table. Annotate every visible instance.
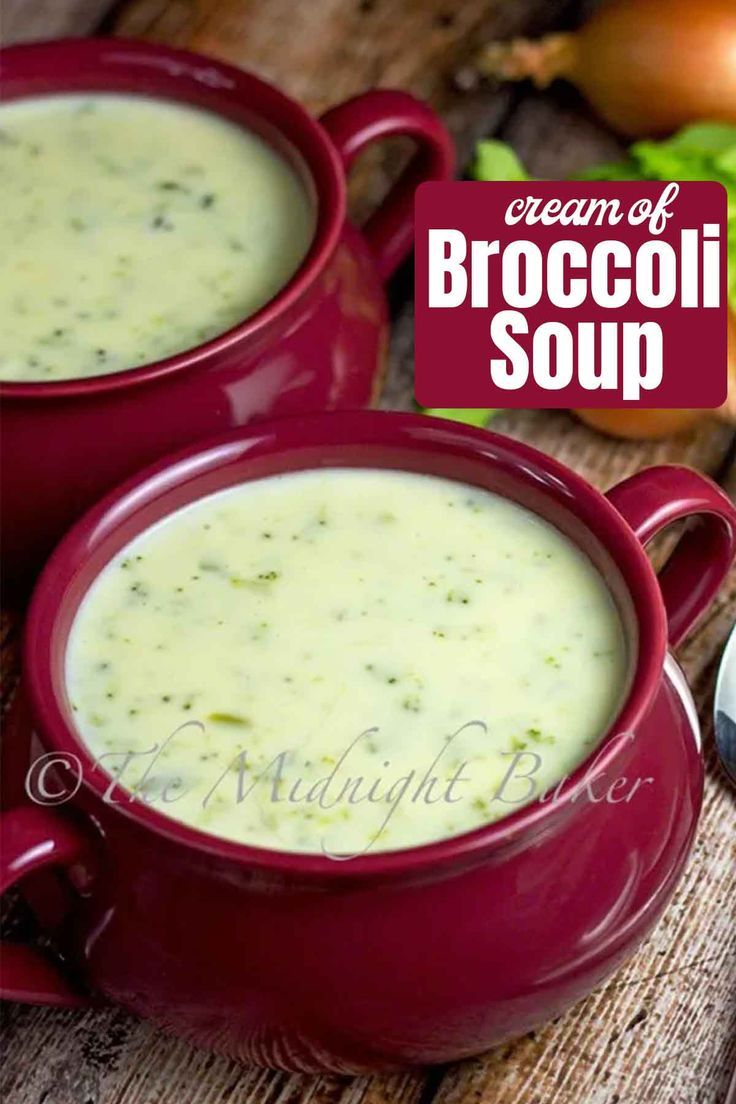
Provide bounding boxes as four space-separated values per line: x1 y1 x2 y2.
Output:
2 3 735 1102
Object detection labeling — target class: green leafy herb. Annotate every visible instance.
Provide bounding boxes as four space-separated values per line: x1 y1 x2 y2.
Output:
473 140 529 182
421 408 497 427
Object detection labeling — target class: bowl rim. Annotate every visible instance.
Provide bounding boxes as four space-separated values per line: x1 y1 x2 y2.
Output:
0 36 346 401
24 410 669 879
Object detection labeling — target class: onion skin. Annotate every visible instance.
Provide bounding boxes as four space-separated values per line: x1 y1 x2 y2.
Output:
574 407 703 440
718 309 736 424
475 0 736 137
575 311 736 439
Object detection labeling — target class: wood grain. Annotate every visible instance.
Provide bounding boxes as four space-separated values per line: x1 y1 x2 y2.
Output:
1 1 735 1102
1 0 116 45
111 0 571 112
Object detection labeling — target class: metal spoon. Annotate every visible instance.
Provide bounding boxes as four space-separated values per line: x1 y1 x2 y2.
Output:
713 628 736 1104
714 626 736 787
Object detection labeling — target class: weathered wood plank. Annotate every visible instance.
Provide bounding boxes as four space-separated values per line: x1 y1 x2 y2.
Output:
112 0 572 114
0 1004 432 1104
1 0 116 45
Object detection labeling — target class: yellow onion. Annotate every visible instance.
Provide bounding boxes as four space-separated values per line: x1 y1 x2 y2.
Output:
474 0 736 137
574 407 703 440
718 308 736 423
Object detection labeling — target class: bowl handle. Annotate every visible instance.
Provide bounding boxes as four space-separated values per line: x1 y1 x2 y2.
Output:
319 90 454 282
0 805 94 1006
606 465 736 649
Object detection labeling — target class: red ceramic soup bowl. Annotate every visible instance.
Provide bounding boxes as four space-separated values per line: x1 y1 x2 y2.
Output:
0 38 453 582
2 411 735 1072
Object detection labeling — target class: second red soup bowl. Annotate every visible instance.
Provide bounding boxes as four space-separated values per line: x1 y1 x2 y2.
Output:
0 38 453 580
2 411 735 1071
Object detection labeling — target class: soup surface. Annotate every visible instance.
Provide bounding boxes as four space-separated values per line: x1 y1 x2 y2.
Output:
66 469 627 855
0 94 315 382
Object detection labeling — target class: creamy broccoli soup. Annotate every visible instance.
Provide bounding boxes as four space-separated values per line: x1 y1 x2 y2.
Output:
0 94 315 382
66 469 627 855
